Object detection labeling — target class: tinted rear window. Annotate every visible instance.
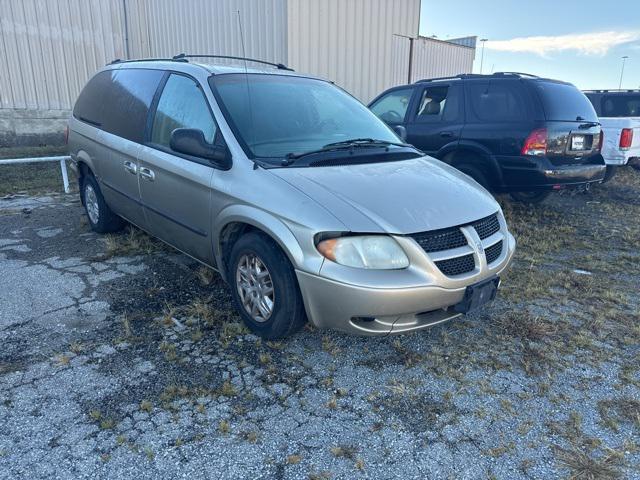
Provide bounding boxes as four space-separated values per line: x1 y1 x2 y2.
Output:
601 94 640 117
466 81 530 123
73 69 164 143
533 81 598 122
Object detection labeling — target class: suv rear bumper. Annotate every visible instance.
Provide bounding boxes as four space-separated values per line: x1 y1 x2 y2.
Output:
496 155 606 191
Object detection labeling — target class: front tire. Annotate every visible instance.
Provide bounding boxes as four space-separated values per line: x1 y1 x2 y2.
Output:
509 190 551 204
81 174 125 233
229 232 307 339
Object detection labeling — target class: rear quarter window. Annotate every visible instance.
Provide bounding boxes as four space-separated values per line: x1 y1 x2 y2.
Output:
466 81 530 123
533 81 598 122
73 68 164 143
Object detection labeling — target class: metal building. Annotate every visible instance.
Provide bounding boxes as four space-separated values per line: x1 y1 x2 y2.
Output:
0 0 476 147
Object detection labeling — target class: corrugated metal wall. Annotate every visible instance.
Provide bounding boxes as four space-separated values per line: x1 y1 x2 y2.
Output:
127 0 288 64
286 0 420 102
409 37 475 83
0 0 472 112
0 0 127 110
391 35 412 86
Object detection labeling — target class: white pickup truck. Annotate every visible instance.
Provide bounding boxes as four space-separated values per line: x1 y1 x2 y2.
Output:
584 90 640 181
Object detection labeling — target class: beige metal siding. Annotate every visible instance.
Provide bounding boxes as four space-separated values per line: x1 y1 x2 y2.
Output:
0 0 127 110
287 0 420 102
128 0 288 64
409 37 475 83
391 35 411 86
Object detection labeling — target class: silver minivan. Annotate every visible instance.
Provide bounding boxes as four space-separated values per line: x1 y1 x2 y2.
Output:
68 57 516 338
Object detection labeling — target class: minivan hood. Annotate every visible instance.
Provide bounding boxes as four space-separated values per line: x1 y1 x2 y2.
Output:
269 156 499 234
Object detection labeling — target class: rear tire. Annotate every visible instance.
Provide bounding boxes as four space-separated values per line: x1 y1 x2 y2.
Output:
229 232 307 339
81 174 125 233
509 190 551 204
602 165 618 183
456 164 490 190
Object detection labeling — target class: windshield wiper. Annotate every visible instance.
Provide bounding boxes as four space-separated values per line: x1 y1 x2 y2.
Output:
323 138 411 149
282 138 413 166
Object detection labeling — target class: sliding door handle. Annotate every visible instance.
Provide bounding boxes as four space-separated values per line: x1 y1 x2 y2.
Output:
123 161 137 175
139 167 155 181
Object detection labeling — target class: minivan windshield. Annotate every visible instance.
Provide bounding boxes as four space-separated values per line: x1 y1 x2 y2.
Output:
210 74 403 161
533 81 598 122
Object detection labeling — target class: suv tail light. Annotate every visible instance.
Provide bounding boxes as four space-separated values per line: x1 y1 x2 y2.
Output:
595 131 603 152
620 128 633 150
521 128 547 156
64 125 69 145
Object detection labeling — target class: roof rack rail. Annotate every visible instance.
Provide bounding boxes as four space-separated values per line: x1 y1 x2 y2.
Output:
583 89 640 93
416 71 541 83
172 53 293 71
108 57 188 66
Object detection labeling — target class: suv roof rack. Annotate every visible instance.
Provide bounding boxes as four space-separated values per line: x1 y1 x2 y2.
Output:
583 89 640 93
416 71 541 83
108 57 188 66
172 53 293 71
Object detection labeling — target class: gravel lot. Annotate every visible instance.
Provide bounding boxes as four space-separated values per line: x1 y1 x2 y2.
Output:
0 172 639 479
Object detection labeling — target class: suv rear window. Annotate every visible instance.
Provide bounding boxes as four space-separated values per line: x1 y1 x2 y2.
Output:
533 81 598 122
601 94 640 117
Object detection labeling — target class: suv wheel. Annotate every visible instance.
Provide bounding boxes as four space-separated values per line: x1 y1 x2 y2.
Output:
509 190 551 204
229 232 307 339
81 174 125 233
602 166 618 183
457 164 490 190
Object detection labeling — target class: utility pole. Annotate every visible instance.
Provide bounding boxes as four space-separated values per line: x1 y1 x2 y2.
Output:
479 38 488 74
618 56 629 89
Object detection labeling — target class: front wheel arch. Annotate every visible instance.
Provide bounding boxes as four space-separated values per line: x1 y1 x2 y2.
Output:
214 208 307 283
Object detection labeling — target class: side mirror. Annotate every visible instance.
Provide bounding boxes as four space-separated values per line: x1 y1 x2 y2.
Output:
170 128 231 168
392 125 407 142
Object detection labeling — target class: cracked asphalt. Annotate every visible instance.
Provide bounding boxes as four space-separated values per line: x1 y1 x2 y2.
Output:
0 188 638 479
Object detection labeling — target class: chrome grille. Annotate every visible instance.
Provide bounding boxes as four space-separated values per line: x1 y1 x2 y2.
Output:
472 214 500 240
434 254 475 276
485 240 503 264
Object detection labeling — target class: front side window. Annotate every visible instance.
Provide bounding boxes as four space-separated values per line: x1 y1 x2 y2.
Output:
151 74 217 148
416 86 449 122
369 88 413 125
211 74 401 160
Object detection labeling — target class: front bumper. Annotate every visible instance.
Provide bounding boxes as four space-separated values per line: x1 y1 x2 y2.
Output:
296 231 516 336
497 155 606 191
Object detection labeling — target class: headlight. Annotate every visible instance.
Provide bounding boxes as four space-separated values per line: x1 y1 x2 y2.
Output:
316 235 409 269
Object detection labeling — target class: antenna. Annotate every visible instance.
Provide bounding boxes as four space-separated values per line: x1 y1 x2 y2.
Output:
237 10 258 169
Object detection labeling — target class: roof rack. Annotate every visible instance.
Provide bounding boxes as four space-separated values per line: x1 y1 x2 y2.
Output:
583 89 640 93
172 53 293 71
415 71 540 83
108 57 188 66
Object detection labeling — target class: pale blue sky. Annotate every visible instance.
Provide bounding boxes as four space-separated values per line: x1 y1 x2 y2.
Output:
419 0 640 90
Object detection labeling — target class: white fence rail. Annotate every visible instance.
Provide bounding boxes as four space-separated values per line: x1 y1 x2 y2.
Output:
0 156 71 193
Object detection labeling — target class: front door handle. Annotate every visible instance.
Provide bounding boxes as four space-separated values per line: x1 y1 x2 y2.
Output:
139 167 155 181
123 161 137 175
440 131 454 138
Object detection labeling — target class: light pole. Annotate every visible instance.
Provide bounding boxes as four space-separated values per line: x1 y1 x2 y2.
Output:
619 56 629 89
479 38 488 74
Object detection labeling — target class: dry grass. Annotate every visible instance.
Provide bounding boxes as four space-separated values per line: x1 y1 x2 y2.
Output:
102 226 164 259
556 446 623 480
598 398 640 432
